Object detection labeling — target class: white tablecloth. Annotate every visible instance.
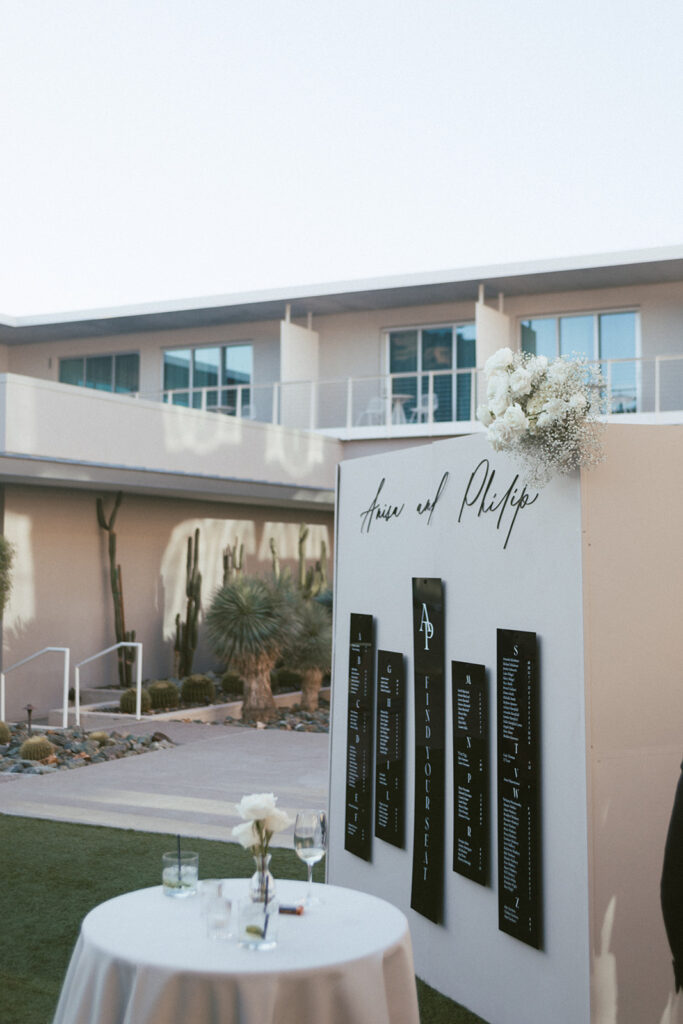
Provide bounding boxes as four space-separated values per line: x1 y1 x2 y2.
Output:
52 880 419 1024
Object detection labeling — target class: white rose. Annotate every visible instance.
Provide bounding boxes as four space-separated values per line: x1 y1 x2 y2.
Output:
486 372 504 399
502 402 529 435
509 367 532 398
263 808 292 834
484 347 515 376
488 377 511 418
236 792 278 821
232 820 259 849
487 418 513 450
527 354 548 379
476 404 493 426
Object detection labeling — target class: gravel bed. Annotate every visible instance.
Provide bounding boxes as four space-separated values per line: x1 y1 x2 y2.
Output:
218 700 329 733
0 725 176 776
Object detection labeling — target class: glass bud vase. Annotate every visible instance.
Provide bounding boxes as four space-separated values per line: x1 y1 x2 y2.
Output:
249 853 276 904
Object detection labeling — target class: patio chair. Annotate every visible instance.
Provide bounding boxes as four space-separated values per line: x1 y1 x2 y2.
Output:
357 396 386 425
409 394 439 422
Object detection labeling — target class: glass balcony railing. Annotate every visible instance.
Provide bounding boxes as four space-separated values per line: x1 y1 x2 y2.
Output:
148 354 683 434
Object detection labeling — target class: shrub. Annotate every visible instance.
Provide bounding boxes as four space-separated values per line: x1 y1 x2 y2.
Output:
119 688 151 714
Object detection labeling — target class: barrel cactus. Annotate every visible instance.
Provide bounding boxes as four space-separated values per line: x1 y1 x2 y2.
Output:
0 721 11 744
148 680 180 709
181 674 215 705
221 670 245 696
20 735 54 761
270 666 303 694
87 731 111 747
119 687 151 714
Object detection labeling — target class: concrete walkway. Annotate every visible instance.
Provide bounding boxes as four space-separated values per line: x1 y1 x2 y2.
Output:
0 721 330 845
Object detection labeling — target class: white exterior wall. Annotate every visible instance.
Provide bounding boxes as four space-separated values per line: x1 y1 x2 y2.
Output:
312 298 478 380
1 484 333 720
0 374 340 493
7 319 281 395
6 280 683 397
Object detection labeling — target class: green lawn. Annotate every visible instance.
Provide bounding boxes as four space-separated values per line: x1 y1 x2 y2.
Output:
0 815 487 1024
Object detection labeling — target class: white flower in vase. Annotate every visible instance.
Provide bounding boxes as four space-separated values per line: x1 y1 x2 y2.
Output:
235 792 279 821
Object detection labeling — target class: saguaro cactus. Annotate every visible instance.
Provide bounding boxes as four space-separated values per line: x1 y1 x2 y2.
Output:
174 528 202 678
222 537 244 585
298 525 328 598
269 537 280 580
298 524 309 590
96 491 136 687
269 525 329 597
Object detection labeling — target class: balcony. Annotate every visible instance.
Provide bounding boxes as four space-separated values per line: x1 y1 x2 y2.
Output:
152 354 683 438
0 374 341 508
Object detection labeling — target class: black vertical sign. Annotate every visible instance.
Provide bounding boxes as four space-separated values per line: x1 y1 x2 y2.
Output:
345 613 374 861
497 628 541 949
375 650 405 848
411 578 445 923
452 661 489 885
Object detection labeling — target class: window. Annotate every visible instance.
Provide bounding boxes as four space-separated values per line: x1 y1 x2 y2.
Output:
59 353 140 394
521 311 638 413
163 343 253 413
386 323 476 422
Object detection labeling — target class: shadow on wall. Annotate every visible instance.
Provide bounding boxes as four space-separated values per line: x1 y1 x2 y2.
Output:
158 518 332 672
159 401 335 486
3 510 35 636
159 518 259 644
591 896 618 1024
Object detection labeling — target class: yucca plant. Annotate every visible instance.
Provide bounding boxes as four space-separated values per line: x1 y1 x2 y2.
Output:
282 595 332 712
205 576 290 722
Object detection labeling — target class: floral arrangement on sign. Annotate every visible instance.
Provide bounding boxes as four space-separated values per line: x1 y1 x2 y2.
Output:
476 347 605 486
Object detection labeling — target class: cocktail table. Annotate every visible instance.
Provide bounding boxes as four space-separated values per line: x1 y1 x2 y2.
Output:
52 879 419 1024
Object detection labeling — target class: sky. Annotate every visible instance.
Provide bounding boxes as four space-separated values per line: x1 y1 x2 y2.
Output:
2 0 683 316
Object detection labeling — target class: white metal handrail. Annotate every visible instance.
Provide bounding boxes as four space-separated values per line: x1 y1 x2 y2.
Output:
74 642 143 724
0 646 70 727
161 383 252 416
139 353 683 429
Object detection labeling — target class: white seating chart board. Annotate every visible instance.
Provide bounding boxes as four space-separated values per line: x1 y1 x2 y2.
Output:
328 426 683 1024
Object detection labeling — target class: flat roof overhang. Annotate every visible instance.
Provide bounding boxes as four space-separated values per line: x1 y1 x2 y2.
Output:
2 245 683 344
0 454 336 510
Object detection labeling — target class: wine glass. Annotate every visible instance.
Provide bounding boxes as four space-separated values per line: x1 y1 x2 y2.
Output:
293 810 328 907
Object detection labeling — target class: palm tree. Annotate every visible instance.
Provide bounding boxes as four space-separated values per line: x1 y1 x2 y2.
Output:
205 576 289 722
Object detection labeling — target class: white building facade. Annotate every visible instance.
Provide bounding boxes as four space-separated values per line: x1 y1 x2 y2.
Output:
0 246 681 716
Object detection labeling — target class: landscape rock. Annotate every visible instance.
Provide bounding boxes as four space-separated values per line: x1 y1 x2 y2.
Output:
0 725 177 775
